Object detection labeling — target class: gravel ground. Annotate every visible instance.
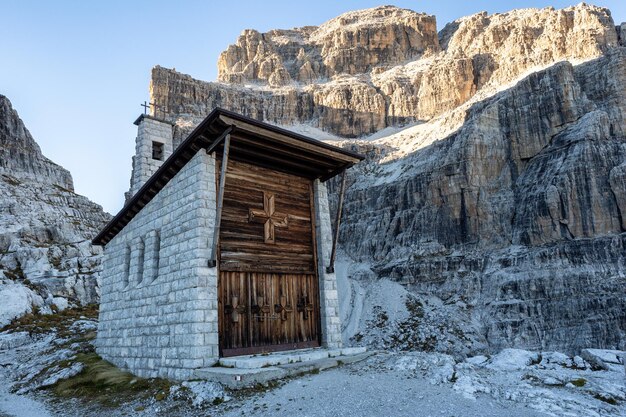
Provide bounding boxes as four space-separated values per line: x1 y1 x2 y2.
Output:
0 351 546 417
1 307 623 417
218 354 546 417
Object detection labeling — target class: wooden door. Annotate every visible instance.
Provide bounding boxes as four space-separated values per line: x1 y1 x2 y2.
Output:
217 159 320 356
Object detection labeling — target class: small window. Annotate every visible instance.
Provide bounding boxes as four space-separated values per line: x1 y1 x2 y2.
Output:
123 245 131 287
152 231 160 282
152 141 164 160
136 239 145 285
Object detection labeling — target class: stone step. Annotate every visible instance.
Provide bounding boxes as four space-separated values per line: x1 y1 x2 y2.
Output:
194 347 372 389
218 346 367 369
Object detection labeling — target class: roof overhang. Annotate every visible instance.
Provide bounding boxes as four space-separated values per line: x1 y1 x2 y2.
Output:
92 108 364 246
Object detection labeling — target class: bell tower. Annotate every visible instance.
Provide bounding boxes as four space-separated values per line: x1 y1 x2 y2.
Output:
125 113 174 203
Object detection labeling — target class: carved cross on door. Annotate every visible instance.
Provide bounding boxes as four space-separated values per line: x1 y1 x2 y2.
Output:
251 296 272 322
248 191 289 244
274 296 294 321
297 294 314 320
225 295 247 323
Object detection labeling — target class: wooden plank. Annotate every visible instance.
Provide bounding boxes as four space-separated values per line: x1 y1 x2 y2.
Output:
221 261 313 273
228 159 313 187
218 159 315 273
217 155 321 355
219 270 320 355
204 127 232 155
221 340 319 357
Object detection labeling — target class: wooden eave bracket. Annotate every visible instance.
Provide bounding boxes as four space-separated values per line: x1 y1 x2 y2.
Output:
208 128 234 268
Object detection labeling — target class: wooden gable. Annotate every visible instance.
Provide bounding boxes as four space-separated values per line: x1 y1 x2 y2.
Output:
218 159 316 274
93 108 363 247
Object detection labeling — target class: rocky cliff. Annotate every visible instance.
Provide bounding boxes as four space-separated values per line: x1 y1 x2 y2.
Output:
341 49 626 354
0 95 109 326
151 4 618 140
0 99 73 190
149 4 626 354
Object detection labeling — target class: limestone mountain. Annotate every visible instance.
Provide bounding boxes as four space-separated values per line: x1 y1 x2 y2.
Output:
148 3 626 354
151 4 618 140
0 95 109 325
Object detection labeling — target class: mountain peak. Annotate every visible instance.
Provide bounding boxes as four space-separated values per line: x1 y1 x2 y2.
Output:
0 95 73 190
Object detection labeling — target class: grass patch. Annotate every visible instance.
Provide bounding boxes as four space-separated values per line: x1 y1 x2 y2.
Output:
1 174 21 186
52 352 172 406
370 306 388 329
352 333 363 343
233 379 282 399
53 184 74 194
571 378 586 387
2 304 99 338
405 297 424 318
594 393 618 405
3 263 25 281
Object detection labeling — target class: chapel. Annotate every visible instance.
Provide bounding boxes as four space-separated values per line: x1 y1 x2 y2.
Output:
93 108 363 380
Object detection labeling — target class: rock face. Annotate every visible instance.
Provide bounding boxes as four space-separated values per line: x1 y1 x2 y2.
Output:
0 98 73 190
150 4 626 354
0 95 110 317
341 49 626 354
152 4 618 140
217 6 439 85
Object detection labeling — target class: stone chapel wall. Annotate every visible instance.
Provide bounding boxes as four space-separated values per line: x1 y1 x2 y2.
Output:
97 150 219 380
125 116 174 202
314 180 343 349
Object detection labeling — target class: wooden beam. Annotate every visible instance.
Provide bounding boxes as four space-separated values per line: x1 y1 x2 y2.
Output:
205 127 233 155
327 169 347 274
181 150 195 159
228 143 321 175
218 115 361 164
233 134 339 169
320 164 349 182
227 154 317 179
208 132 231 267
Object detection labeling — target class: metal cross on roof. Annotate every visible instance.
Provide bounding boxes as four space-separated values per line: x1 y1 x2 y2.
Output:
150 102 160 118
140 101 150 114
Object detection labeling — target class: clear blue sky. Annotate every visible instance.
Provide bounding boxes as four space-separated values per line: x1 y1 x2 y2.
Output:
1 0 624 214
